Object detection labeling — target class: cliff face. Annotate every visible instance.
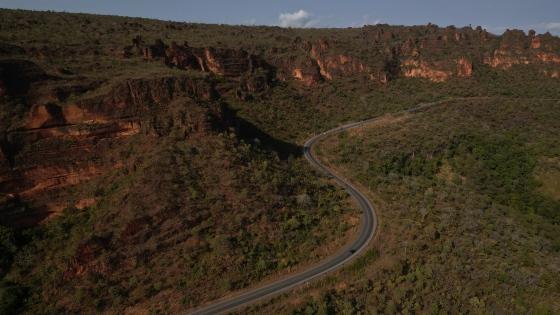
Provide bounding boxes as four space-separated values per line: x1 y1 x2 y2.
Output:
484 31 560 69
163 42 271 78
2 17 560 226
291 59 324 86
401 59 452 82
0 62 226 226
126 26 560 87
129 39 276 98
276 26 560 84
456 57 473 77
309 40 370 80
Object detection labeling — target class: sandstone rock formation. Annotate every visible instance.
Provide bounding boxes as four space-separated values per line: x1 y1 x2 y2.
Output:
456 57 473 77
3 24 560 226
164 42 270 78
292 59 324 86
401 59 452 82
143 39 166 60
133 39 275 96
0 75 225 226
484 30 560 70
127 29 560 87
531 37 542 49
309 40 370 80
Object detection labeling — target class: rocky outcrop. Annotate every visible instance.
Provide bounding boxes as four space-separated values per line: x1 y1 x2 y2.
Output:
0 59 96 110
133 39 275 97
536 52 560 63
401 59 452 82
25 103 66 129
164 42 268 78
400 57 474 81
309 40 370 80
283 35 483 84
544 70 560 78
484 48 560 69
484 30 560 69
292 59 324 86
204 47 248 76
143 39 166 60
484 49 530 69
131 30 560 87
456 57 473 77
0 75 225 226
163 42 205 71
130 38 275 83
531 37 542 49
236 73 273 100
274 39 376 85
361 25 560 81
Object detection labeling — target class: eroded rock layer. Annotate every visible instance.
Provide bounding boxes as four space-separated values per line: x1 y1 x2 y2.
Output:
0 62 227 226
2 22 560 226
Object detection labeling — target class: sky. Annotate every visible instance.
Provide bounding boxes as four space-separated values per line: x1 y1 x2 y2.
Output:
1 0 560 35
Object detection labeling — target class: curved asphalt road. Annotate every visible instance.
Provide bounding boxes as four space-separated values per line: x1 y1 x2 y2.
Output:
189 98 466 315
189 115 382 315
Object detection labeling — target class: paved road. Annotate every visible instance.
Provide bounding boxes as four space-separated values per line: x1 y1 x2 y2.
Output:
189 116 382 315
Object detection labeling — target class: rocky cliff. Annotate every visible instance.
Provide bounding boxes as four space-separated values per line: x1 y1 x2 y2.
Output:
123 24 560 87
276 25 560 84
1 11 560 226
0 59 227 226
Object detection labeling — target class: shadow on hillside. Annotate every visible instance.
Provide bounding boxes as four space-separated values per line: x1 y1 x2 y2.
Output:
0 196 50 228
234 116 302 159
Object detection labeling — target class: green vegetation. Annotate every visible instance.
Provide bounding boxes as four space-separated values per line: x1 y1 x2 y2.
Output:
251 98 559 314
1 127 357 313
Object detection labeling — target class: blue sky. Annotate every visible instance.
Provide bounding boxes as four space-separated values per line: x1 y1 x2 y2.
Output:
1 0 560 35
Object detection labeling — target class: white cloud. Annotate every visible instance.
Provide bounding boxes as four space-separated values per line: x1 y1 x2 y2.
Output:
278 10 316 28
362 15 381 26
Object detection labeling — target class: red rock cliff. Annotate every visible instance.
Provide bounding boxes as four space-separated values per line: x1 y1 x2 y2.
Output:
0 69 225 226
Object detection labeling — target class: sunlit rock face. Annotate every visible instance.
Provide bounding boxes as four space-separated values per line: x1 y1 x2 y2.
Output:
0 59 225 226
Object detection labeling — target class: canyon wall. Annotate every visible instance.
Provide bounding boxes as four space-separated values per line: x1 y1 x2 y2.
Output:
1 22 560 226
0 60 226 226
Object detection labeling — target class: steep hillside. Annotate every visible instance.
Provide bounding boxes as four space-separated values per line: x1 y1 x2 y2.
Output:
0 71 358 313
